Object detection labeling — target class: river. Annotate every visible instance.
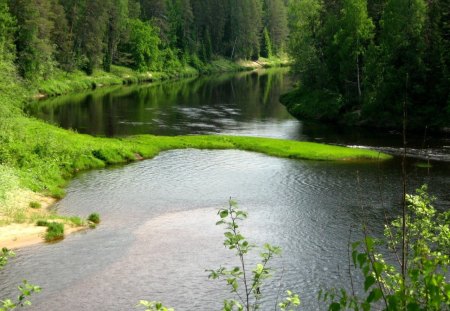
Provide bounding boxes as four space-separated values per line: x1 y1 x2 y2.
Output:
2 68 449 310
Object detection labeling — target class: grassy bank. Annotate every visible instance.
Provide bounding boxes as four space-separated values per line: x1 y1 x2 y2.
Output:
0 57 390 228
34 56 289 98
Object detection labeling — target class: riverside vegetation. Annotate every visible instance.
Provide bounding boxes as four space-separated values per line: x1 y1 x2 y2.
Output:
283 0 450 130
0 0 389 228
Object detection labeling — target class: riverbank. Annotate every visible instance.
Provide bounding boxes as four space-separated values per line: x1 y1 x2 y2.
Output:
33 56 289 98
1 59 391 249
280 86 450 133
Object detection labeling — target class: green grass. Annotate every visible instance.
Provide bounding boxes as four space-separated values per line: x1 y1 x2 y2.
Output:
0 58 391 225
87 213 100 224
34 65 200 97
1 115 391 201
36 220 49 227
29 201 41 209
44 222 65 242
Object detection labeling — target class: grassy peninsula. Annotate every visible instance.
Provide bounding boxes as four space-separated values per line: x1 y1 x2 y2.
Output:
1 71 391 231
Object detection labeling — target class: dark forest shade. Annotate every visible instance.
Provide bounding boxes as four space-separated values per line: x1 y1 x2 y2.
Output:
286 0 450 129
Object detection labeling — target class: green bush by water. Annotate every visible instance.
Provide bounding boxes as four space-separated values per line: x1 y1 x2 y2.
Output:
87 213 100 224
44 222 64 242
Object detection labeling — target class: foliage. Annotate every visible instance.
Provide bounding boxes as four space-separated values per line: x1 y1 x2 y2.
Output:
29 201 41 209
286 0 450 129
125 19 161 72
261 27 273 58
321 185 450 310
208 200 300 311
44 222 64 242
1 0 290 81
87 213 100 224
137 300 174 311
35 220 48 227
0 248 40 310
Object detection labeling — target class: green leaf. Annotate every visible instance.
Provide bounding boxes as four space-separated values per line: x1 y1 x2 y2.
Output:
364 275 375 291
366 288 382 303
329 302 341 311
220 210 229 219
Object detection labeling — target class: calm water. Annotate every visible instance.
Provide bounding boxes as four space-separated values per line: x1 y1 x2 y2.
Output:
3 69 449 310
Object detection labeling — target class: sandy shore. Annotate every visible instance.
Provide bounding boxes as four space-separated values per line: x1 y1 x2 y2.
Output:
0 193 88 249
0 224 86 249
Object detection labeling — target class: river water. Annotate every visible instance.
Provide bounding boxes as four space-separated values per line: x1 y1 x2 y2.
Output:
2 68 449 310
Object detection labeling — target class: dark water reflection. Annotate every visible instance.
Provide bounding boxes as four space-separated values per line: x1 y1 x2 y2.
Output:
3 69 448 310
27 69 298 139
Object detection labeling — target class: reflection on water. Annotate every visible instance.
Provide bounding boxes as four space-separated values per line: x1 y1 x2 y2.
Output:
27 68 299 139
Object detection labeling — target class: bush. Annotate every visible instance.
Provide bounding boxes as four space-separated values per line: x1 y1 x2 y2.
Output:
35 220 48 227
44 222 64 242
29 201 41 209
322 185 450 310
87 213 100 224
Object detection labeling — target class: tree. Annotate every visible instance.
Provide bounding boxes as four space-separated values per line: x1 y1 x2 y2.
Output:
9 0 55 79
124 18 161 71
334 0 374 102
77 0 108 74
104 0 129 72
49 0 74 72
363 0 427 126
263 0 288 54
166 0 194 52
260 27 273 58
229 0 263 59
287 0 327 87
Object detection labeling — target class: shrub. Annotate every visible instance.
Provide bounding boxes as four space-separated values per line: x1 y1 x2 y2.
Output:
29 201 41 209
87 213 100 224
321 185 450 310
44 222 64 242
35 220 48 227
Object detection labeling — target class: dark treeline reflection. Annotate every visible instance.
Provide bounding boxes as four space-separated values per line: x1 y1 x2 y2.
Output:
27 68 294 137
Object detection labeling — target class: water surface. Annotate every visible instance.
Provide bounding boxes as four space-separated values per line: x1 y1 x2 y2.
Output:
4 69 449 310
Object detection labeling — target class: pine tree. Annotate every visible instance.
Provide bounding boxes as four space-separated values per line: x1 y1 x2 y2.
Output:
263 0 288 54
49 0 74 71
77 0 108 74
104 0 129 72
334 0 374 102
9 0 55 79
229 0 262 59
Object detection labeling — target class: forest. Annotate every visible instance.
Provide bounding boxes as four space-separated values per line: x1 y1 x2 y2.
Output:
285 0 450 129
0 0 288 79
1 0 449 129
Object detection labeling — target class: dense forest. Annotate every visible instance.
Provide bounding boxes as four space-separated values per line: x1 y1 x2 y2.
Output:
0 0 288 80
1 0 449 128
285 0 450 129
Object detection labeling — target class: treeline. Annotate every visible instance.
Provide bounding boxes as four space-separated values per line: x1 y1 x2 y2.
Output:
0 0 288 81
287 0 450 129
